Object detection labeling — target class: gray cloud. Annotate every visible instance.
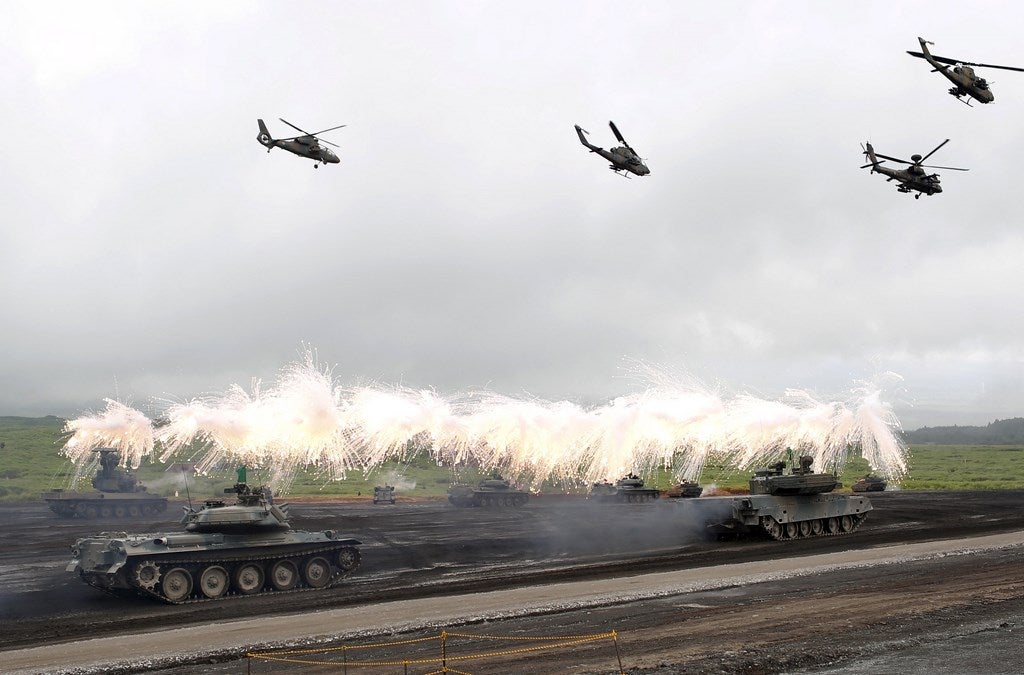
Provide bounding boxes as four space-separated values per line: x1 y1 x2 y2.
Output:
2 1 1023 428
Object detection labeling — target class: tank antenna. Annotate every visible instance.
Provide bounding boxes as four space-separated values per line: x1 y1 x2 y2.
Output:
182 466 193 511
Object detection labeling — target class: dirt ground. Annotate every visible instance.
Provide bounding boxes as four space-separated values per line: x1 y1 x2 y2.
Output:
2 490 1023 673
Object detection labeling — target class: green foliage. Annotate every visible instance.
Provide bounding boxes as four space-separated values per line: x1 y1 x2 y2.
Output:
2 417 1024 501
907 417 1024 444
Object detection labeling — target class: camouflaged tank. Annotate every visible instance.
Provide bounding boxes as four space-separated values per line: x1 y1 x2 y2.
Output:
67 470 361 603
691 456 872 540
851 474 887 492
448 474 529 507
41 448 168 519
589 474 660 503
665 480 704 499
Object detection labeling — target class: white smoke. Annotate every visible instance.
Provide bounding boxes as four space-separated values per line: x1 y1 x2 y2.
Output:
60 350 910 493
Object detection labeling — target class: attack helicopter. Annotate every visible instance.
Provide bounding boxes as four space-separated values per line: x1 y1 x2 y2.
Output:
574 121 649 177
907 37 1024 105
860 138 968 199
256 118 346 168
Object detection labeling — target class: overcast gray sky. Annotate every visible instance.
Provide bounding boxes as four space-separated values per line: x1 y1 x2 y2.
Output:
3 1 1023 429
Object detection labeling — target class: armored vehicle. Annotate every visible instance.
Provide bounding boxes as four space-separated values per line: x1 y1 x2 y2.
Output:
589 474 660 503
42 448 168 519
67 470 361 604
690 456 872 540
851 474 887 492
665 480 704 498
373 485 396 504
448 474 529 507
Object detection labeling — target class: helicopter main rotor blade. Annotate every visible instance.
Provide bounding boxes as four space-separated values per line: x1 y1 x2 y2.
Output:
956 59 1024 72
307 124 347 137
874 153 913 164
907 51 958 67
918 138 950 164
318 139 340 148
919 164 969 171
608 120 630 148
279 118 314 136
908 50 1024 72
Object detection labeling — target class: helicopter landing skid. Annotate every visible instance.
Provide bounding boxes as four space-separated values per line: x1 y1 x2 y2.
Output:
609 167 632 179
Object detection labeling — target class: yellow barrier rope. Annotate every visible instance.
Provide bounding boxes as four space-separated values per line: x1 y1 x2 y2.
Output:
246 629 622 670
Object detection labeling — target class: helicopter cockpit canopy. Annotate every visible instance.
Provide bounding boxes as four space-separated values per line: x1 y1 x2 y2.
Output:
976 77 989 89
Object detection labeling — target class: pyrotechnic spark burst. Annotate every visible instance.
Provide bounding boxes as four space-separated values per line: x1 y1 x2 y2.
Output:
60 352 909 492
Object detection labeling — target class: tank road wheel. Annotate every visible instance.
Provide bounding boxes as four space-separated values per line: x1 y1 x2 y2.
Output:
84 505 98 518
75 503 88 517
798 521 812 538
99 505 112 518
232 564 264 594
826 517 840 535
761 517 783 540
199 565 230 599
810 519 824 537
114 506 126 518
303 557 332 589
128 505 140 517
337 546 361 572
839 515 854 533
161 568 193 602
269 560 299 591
134 561 161 590
783 522 799 539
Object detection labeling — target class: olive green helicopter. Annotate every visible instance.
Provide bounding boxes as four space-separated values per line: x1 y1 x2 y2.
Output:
907 36 1024 105
256 118 346 168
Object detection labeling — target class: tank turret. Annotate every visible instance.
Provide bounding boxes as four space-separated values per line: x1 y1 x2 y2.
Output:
67 468 361 603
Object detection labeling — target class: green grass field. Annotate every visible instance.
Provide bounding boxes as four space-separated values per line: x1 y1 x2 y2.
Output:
1 416 1022 501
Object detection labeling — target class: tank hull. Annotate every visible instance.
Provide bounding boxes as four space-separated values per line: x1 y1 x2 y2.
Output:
688 492 872 540
41 490 168 519
68 530 361 604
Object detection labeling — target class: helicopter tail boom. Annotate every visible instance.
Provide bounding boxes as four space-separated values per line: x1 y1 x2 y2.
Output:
574 124 600 151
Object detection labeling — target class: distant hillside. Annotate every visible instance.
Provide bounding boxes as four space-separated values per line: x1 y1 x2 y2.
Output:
907 418 1024 445
0 415 64 427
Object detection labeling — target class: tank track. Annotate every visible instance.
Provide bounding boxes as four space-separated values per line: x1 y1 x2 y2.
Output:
84 542 360 605
47 499 168 519
759 513 868 541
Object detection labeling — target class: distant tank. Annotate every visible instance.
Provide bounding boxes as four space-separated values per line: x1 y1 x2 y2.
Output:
67 468 361 603
690 456 872 540
448 473 529 507
851 474 887 492
589 474 660 503
373 485 396 504
665 480 704 498
41 448 168 519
